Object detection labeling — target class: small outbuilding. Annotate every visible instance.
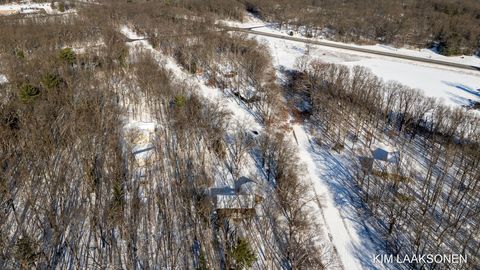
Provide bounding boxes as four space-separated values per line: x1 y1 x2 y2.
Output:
358 143 400 174
215 194 257 219
371 146 400 163
212 177 263 219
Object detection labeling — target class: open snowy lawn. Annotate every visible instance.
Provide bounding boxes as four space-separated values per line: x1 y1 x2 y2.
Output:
342 59 480 108
245 31 480 108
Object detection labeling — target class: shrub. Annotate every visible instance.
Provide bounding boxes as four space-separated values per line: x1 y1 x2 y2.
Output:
58 2 65 12
41 73 62 90
174 95 186 108
19 84 40 102
59 47 76 64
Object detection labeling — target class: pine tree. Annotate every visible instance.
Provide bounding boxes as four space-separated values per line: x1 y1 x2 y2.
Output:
174 95 186 108
18 84 40 102
41 73 62 90
59 48 76 64
229 238 257 270
58 2 65 12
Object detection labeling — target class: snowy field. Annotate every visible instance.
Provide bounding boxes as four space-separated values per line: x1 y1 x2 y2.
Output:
220 16 480 109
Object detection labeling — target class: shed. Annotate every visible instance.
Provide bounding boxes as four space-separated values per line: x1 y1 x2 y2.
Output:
371 146 400 163
215 194 257 219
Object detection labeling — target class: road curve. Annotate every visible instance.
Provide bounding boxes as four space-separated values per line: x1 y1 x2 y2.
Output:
221 26 480 72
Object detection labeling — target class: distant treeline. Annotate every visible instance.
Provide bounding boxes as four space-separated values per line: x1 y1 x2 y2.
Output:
240 0 480 55
3 0 477 55
110 0 480 55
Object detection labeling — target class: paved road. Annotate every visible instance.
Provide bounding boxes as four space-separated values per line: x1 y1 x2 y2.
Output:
221 26 480 72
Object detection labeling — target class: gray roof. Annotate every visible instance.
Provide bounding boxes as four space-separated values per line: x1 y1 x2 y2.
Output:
215 194 256 210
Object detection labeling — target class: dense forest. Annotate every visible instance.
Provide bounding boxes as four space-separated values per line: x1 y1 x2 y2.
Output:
241 0 480 55
1 0 478 55
0 2 329 269
286 61 480 269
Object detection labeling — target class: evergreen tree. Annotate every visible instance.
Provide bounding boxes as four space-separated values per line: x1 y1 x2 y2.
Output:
15 49 24 60
59 47 76 64
41 73 62 90
229 238 257 270
18 84 40 102
174 95 186 108
58 2 65 12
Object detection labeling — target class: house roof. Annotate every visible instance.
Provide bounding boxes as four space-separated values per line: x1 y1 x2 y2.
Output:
234 176 258 194
215 194 256 210
371 143 400 163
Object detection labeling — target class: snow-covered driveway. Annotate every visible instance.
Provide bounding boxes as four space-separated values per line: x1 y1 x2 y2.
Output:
293 124 386 270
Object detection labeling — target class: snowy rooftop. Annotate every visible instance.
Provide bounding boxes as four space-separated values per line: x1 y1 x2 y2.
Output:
215 194 256 210
234 176 258 194
372 142 397 153
371 144 400 163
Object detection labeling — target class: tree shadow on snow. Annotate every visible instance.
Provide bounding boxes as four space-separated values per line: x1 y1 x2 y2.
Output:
306 141 400 270
442 81 480 98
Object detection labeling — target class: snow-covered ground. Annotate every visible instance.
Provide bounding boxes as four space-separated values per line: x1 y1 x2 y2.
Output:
220 16 480 108
220 15 480 68
121 25 346 269
293 124 375 270
219 15 480 270
0 74 7 84
120 25 262 133
0 1 74 15
343 59 479 108
120 21 477 269
121 25 281 268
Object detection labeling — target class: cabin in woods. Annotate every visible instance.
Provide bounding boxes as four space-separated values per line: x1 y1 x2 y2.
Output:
212 177 263 220
359 144 400 174
215 194 257 219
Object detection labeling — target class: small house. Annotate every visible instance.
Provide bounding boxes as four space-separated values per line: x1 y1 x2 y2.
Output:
215 194 257 219
371 146 400 163
358 144 400 174
212 177 263 219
